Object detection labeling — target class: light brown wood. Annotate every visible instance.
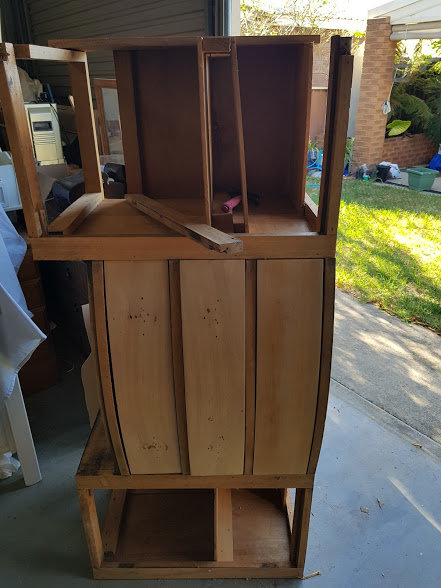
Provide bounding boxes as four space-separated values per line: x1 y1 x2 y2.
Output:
77 488 104 569
253 260 323 475
317 37 353 234
290 42 313 212
0 43 45 237
126 194 243 254
244 259 256 475
104 261 181 474
322 54 354 235
304 192 319 231
13 44 85 61
94 567 302 580
94 78 117 156
214 489 233 561
69 58 103 195
30 233 334 262
47 193 102 234
180 260 246 476
91 262 129 475
113 51 143 193
168 261 190 475
231 39 249 232
197 40 212 224
308 258 335 473
102 490 127 560
290 487 313 569
48 35 319 51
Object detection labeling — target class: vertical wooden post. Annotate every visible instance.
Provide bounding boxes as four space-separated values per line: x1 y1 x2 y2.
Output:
69 57 103 195
290 487 313 571
114 50 143 194
214 488 234 561
77 488 104 569
231 39 249 233
317 37 353 235
0 43 46 237
290 42 314 213
244 259 256 475
197 40 212 225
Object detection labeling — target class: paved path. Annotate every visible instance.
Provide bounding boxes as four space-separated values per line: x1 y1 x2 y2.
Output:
332 290 441 444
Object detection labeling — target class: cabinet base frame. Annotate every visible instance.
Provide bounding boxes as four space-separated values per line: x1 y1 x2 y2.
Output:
77 414 314 579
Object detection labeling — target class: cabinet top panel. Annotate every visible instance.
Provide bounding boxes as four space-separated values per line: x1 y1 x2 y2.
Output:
48 35 320 52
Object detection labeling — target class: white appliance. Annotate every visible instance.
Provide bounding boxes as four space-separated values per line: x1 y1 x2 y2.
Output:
25 103 64 166
0 151 21 211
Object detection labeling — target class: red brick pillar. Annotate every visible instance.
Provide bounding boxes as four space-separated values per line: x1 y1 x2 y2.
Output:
352 18 397 170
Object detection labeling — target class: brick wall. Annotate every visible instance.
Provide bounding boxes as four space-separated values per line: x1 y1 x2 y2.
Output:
382 134 437 168
352 18 397 169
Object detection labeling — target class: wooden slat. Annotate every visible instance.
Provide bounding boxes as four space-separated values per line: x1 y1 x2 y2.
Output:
317 36 353 235
253 260 323 475
77 411 116 477
290 487 313 570
126 194 242 254
0 44 45 237
91 262 129 475
180 260 246 476
244 260 256 475
308 258 335 473
48 36 320 52
69 58 103 195
77 488 104 569
304 193 319 232
231 39 249 232
168 261 190 475
94 79 117 156
30 234 335 261
114 51 143 193
104 261 181 474
197 41 212 225
322 54 354 235
13 44 85 62
290 43 313 212
214 489 233 561
102 490 127 560
47 193 102 235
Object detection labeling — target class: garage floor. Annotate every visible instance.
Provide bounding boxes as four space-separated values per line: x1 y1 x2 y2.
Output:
1 351 440 588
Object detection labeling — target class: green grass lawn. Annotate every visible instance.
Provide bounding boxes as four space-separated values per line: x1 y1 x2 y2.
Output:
306 178 441 333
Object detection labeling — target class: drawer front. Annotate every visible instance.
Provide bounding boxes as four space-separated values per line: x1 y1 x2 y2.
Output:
253 259 323 475
180 260 246 476
104 261 181 475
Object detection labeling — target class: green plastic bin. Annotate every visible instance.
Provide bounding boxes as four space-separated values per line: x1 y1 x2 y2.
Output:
407 167 438 191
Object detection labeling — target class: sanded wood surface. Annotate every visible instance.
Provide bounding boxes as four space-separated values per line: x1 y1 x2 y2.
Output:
197 40 212 224
244 260 256 474
13 44 85 61
126 194 242 254
290 487 313 568
253 260 323 474
102 490 127 560
104 261 181 474
69 58 103 195
78 488 104 569
48 193 102 234
0 43 45 237
91 263 129 475
214 489 233 561
180 260 246 476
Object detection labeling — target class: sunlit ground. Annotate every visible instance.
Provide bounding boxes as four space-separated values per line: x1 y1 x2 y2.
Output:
306 177 441 333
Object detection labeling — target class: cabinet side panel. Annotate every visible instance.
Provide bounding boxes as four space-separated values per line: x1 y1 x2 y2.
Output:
104 261 181 474
254 259 323 474
181 260 246 475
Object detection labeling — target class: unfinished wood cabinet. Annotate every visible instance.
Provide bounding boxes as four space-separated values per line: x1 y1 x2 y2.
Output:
2 35 353 579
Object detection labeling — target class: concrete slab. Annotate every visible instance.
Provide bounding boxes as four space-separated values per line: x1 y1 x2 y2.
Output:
1 354 440 587
333 290 441 444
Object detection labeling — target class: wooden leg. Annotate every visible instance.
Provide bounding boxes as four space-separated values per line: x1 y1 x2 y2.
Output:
214 488 233 561
290 487 313 571
78 488 104 569
102 489 127 560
